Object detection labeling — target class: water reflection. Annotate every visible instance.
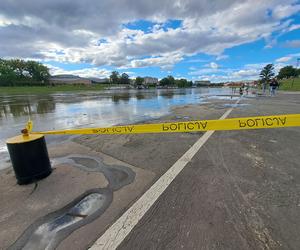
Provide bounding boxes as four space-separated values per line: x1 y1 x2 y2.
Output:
0 105 10 118
0 87 233 170
37 97 56 114
135 92 145 100
111 93 131 103
0 96 56 118
159 91 175 99
0 101 32 118
0 89 211 118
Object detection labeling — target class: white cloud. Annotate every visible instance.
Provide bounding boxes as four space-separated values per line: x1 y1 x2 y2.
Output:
276 56 292 63
209 62 219 69
287 24 300 32
189 62 221 75
189 61 292 82
0 14 13 26
0 0 299 69
186 58 208 63
189 67 228 75
191 68 259 83
216 54 229 61
129 53 183 70
47 65 111 78
284 40 300 48
273 4 300 20
231 69 259 78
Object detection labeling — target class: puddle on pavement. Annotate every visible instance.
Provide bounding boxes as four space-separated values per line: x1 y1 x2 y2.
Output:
10 154 135 250
207 95 240 100
53 154 135 191
20 192 109 250
10 189 112 250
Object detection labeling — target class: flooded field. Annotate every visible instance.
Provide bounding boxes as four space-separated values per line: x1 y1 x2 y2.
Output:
0 87 233 169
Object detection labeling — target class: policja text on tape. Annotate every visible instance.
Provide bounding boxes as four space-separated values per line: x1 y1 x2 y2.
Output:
29 114 300 135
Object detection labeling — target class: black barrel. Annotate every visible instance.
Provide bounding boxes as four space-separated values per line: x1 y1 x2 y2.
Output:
6 134 52 185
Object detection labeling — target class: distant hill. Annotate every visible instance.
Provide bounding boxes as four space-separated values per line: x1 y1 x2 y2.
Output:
50 74 109 84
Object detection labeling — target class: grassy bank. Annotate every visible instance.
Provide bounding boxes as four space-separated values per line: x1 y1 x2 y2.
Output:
279 78 300 91
0 84 117 94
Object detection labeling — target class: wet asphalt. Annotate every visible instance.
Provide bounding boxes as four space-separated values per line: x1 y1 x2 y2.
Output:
1 92 299 250
116 93 300 250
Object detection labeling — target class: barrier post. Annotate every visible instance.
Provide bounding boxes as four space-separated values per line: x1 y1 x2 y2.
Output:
6 129 52 185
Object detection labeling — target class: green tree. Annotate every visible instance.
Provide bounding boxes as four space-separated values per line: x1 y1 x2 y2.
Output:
120 73 130 84
110 71 120 84
26 61 50 82
0 59 50 86
167 75 175 85
277 66 297 79
159 77 169 86
260 64 275 84
175 78 192 88
135 76 144 87
159 75 175 86
0 59 17 86
8 59 27 78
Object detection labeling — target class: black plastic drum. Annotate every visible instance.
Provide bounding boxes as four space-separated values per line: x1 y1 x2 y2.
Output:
6 134 52 185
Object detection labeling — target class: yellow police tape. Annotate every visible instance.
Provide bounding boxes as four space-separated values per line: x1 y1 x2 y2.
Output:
30 114 300 135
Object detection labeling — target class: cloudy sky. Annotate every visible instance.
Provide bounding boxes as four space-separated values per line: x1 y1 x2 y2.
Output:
0 0 300 82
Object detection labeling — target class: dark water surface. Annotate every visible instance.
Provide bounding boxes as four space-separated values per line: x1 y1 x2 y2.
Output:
0 87 232 169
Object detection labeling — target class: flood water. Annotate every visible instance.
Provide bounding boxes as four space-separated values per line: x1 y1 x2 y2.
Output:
0 87 233 169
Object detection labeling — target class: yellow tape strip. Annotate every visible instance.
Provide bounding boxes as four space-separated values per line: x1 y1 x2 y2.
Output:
31 114 300 135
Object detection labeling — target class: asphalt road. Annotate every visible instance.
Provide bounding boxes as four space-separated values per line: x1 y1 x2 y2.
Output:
2 92 299 250
115 93 300 250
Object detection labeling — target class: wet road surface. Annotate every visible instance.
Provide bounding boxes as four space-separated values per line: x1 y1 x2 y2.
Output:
0 88 232 170
2 91 298 250
115 93 300 250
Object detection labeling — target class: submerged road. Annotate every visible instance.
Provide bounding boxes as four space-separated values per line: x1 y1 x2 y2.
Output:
90 93 300 250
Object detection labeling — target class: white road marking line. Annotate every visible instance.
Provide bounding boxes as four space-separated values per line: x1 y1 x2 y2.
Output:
90 100 239 250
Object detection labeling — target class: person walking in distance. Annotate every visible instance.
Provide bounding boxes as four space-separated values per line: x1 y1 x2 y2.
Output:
270 78 278 96
239 83 244 96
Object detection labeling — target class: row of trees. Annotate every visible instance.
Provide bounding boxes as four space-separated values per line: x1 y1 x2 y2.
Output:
109 71 146 86
277 65 300 79
160 75 193 88
0 59 50 86
109 71 193 88
260 64 300 83
109 71 130 85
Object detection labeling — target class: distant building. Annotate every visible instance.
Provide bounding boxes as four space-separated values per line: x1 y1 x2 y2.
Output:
224 81 257 87
194 80 211 86
49 75 92 85
143 77 159 86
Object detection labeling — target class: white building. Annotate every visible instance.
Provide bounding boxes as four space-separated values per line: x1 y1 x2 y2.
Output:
143 77 159 86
